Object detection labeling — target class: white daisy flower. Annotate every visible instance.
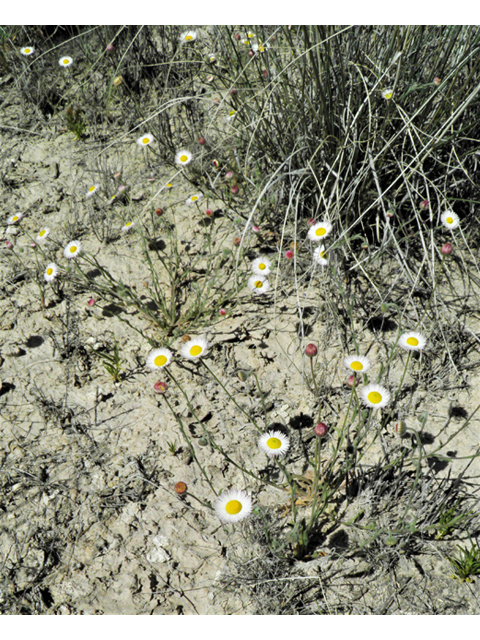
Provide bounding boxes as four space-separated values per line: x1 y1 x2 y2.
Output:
36 227 51 244
165 182 174 189
59 56 73 67
344 355 371 373
258 430 290 458
20 46 35 56
180 336 209 360
241 38 251 46
146 348 173 371
186 193 204 206
226 110 237 122
44 263 59 283
398 331 426 352
121 221 135 233
308 221 333 241
246 31 256 39
136 133 154 147
7 212 24 225
175 149 193 167
360 383 391 409
252 41 270 53
208 53 217 63
382 88 393 100
248 275 270 295
86 184 99 198
214 489 252 524
251 256 272 276
63 240 82 259
313 245 328 265
180 31 197 44
441 210 459 230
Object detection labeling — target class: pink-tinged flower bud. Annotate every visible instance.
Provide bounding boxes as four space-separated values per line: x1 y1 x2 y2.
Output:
219 308 226 316
285 250 294 259
113 171 121 179
420 199 429 210
235 33 241 41
5 240 13 249
213 159 219 168
315 422 328 437
198 136 206 145
205 209 213 216
30 242 36 248
231 185 239 194
396 420 407 436
386 210 394 218
433 77 441 86
305 343 317 358
207 75 214 83
262 69 268 78
154 381 168 394
346 374 357 388
307 218 316 226
117 184 126 193
225 171 233 179
441 242 452 255
248 49 254 57
107 43 114 52
87 298 95 307
252 225 260 232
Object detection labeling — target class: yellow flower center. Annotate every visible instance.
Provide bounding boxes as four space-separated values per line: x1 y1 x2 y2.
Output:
180 155 188 163
154 354 168 367
229 111 236 117
368 391 382 405
446 217 453 224
39 230 46 237
63 59 69 65
126 222 132 227
406 337 419 346
190 345 202 356
192 196 198 201
46 268 53 276
384 92 392 99
321 250 327 258
258 263 266 270
89 186 95 192
142 137 149 145
25 48 31 54
350 361 363 371
254 280 263 288
166 183 172 188
185 35 192 41
12 216 18 222
266 437 281 449
70 246 77 254
315 227 326 236
225 500 242 515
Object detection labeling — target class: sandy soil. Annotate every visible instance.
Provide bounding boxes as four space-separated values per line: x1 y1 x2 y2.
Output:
1 46 480 615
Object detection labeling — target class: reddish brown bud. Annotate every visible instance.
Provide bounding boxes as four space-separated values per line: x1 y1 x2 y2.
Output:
305 343 317 358
198 136 206 145
231 185 239 195
155 208 163 216
154 381 167 394
315 422 328 437
441 242 452 255
174 481 187 495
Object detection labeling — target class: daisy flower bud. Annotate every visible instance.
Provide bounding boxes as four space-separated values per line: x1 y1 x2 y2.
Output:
87 298 95 307
305 344 317 358
174 481 187 495
154 381 168 394
433 77 441 86
5 240 14 249
198 136 206 145
420 199 429 210
219 308 227 316
307 218 316 226
315 422 328 437
205 209 213 216
441 242 452 255
285 250 294 259
107 43 114 52
231 185 239 194
155 208 163 216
